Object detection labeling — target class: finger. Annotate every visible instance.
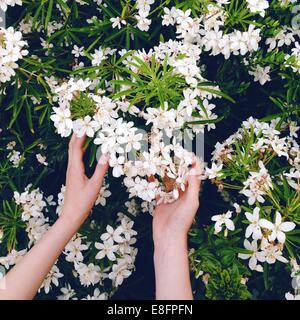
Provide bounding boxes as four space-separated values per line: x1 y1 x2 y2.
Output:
67 133 77 160
69 134 87 173
66 134 77 177
69 133 77 148
155 190 161 202
186 155 202 201
89 152 110 189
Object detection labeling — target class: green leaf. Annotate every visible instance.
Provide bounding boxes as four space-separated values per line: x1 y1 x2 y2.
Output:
45 0 54 33
25 99 34 134
263 263 269 290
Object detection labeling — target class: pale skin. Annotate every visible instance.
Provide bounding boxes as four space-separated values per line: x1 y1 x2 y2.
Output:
153 158 202 300
0 134 201 300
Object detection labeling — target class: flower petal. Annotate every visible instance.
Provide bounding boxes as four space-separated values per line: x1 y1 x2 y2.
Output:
277 231 286 243
225 219 235 231
275 211 282 226
259 219 274 230
280 221 296 232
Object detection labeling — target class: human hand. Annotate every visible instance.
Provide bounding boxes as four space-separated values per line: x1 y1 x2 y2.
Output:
152 156 202 247
61 134 110 226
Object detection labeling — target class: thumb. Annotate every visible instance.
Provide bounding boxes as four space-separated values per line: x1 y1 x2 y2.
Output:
89 153 110 189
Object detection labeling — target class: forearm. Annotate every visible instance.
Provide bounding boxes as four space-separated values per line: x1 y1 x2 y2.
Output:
0 212 82 300
154 236 193 300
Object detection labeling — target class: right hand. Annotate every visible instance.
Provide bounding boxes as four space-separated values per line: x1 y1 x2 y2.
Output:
152 156 202 246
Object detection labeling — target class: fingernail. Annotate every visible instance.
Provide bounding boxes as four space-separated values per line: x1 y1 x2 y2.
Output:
98 152 110 165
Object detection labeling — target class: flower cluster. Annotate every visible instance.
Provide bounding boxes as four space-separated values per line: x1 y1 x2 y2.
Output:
0 27 28 83
14 185 53 247
64 215 137 292
49 41 215 203
162 5 261 60
7 150 22 168
246 0 269 17
285 259 300 300
0 0 22 12
109 0 154 32
0 183 137 299
208 118 299 277
1 0 300 300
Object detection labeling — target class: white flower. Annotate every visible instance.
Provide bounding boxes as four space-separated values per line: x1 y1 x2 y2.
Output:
95 239 119 261
238 239 265 272
0 249 27 269
266 27 295 52
91 47 107 66
69 78 91 92
36 153 48 166
246 0 269 17
110 17 126 29
289 122 299 139
245 207 263 240
109 154 125 178
124 176 158 202
249 65 271 85
75 263 102 287
0 0 22 12
64 236 88 263
108 259 132 287
143 107 178 137
260 212 296 243
71 45 84 58
285 292 300 300
6 140 16 150
73 115 99 138
14 186 47 221
135 13 151 32
26 215 49 247
260 238 289 264
201 24 261 59
56 185 66 216
211 210 235 233
119 218 137 241
162 7 177 26
136 0 154 14
125 199 139 216
57 284 76 300
84 288 108 300
241 161 273 205
19 17 33 34
95 183 111 206
206 163 223 179
179 88 198 117
7 150 22 168
233 203 241 214
100 225 125 243
40 265 63 294
50 107 73 137
75 0 88 5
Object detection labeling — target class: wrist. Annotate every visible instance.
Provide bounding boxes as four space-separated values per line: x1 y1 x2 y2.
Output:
154 234 188 259
153 230 188 249
58 208 86 231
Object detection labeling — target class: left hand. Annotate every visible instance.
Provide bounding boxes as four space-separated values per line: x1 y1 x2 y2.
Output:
61 134 110 225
